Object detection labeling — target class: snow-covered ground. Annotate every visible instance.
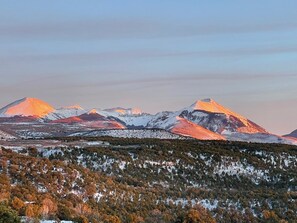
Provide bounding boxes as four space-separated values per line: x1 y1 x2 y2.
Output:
0 129 16 140
224 132 297 145
16 130 52 139
70 129 185 139
165 198 218 210
212 157 269 184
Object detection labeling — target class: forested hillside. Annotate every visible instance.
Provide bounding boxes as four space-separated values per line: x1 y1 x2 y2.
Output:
0 138 296 222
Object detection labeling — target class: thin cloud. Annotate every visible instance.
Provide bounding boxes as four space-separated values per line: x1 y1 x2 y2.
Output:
1 19 297 40
2 45 297 63
40 73 296 90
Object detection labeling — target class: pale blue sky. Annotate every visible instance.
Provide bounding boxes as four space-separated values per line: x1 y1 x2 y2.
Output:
0 1 297 134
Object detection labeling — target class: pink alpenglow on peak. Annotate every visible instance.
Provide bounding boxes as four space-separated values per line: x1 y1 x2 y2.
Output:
104 107 143 115
180 98 268 135
171 117 225 140
0 97 55 118
88 109 99 114
189 98 249 125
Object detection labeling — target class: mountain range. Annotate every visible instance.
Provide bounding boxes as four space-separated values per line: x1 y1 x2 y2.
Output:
0 97 296 144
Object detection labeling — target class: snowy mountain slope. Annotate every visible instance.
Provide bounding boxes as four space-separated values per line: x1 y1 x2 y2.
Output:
52 111 125 129
147 111 178 129
284 129 297 138
98 108 153 127
178 99 267 134
0 97 54 118
115 114 153 127
45 105 86 120
146 111 224 140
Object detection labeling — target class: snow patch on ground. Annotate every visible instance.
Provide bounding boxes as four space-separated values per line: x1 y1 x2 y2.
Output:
38 148 64 158
213 156 269 184
165 198 218 210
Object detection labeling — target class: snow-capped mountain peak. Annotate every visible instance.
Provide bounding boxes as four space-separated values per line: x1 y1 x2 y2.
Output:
187 98 248 125
88 109 99 114
0 97 55 118
190 98 234 113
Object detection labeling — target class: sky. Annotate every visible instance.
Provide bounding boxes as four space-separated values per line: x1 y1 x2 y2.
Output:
0 0 296 135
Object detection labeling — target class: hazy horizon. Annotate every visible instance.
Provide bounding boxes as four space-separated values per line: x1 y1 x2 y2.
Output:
0 1 296 135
